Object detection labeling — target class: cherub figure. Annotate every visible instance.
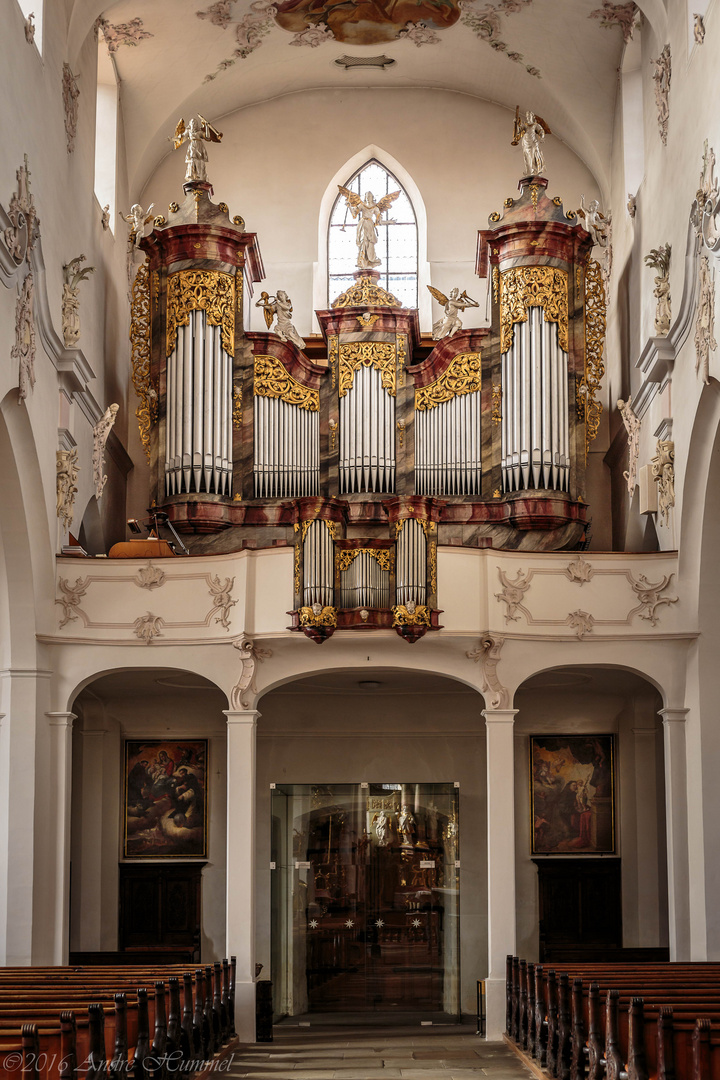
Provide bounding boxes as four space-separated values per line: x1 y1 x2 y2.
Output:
120 204 155 249
578 196 609 247
170 115 223 184
512 107 551 176
427 285 479 339
256 290 306 350
337 187 401 269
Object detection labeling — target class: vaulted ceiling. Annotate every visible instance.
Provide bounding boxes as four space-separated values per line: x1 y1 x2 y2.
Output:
66 0 667 196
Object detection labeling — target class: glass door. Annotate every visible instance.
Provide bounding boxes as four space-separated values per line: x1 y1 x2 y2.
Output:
271 783 459 1017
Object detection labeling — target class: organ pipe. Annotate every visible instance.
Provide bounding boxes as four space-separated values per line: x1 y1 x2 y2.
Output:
165 310 232 497
501 307 568 493
415 392 482 496
302 520 334 608
253 395 319 498
395 519 427 606
339 365 395 494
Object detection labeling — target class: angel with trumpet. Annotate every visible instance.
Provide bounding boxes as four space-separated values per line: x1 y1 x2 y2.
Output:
256 290 306 350
337 187 401 270
120 203 155 249
170 115 223 184
428 285 480 339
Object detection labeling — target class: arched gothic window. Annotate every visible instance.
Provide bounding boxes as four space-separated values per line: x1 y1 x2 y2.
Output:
328 160 418 308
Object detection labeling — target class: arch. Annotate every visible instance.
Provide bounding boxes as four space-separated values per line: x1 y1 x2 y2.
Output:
66 661 230 714
314 144 432 329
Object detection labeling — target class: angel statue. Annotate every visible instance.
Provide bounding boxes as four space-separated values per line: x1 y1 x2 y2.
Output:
120 203 155 249
256 290 306 350
337 187 400 270
578 196 610 248
512 107 551 177
428 285 480 339
170 115 223 184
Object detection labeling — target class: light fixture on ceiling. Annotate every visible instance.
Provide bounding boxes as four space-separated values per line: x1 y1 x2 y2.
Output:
334 55 396 70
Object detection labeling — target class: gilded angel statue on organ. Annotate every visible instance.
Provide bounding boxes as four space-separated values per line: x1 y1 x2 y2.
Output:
428 285 480 339
170 115 223 184
337 187 401 269
256 290 306 350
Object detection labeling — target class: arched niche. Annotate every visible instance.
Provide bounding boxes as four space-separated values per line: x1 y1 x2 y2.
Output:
255 666 484 1019
513 665 667 963
69 667 228 962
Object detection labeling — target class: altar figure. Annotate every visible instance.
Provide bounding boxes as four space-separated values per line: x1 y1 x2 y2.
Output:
337 187 400 269
512 107 551 177
397 805 416 847
171 115 223 184
372 809 392 846
428 285 479 339
256 290 306 349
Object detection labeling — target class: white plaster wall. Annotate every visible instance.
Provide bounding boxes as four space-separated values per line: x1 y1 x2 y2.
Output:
140 88 602 337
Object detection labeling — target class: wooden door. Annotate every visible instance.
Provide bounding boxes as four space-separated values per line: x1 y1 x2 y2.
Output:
534 858 622 962
119 863 204 954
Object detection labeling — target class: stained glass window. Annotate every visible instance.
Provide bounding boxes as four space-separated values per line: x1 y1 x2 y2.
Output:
328 160 418 308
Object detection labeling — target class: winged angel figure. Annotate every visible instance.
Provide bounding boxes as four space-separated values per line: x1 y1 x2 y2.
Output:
120 204 155 249
337 187 401 269
427 285 479 339
255 290 306 350
170 115 223 184
512 107 551 177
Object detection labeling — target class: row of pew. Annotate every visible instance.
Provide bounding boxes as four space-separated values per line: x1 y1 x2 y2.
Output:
0 959 237 1080
505 955 720 1080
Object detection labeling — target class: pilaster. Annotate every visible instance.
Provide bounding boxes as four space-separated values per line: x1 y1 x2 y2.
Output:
659 707 691 959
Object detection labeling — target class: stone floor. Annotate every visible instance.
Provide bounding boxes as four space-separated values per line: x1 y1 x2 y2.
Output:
225 1025 535 1079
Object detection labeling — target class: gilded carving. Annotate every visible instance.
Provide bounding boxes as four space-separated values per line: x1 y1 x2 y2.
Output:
414 353 481 410
339 342 396 398
294 539 301 596
331 275 401 309
499 266 568 353
233 385 242 428
392 603 431 628
166 269 236 356
492 383 502 425
129 262 157 463
396 333 406 387
337 548 394 573
577 258 607 458
429 541 437 595
492 266 500 305
329 418 338 451
328 335 338 389
397 419 406 448
298 605 338 628
254 355 319 410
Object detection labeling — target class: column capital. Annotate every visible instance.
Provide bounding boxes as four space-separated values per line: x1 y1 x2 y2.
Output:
45 712 77 728
659 707 690 724
482 709 519 724
224 710 261 725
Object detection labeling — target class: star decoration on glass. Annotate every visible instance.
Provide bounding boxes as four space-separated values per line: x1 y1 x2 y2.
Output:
412 918 422 928
345 919 354 928
375 918 385 928
308 919 319 929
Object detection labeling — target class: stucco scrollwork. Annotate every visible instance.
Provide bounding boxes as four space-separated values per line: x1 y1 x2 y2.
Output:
62 255 95 349
208 575 237 630
694 255 717 384
4 155 37 262
13 272 36 404
650 44 671 146
645 245 671 337
565 556 594 585
617 397 641 495
627 573 678 627
62 63 80 154
134 564 166 590
231 637 273 709
466 633 509 710
56 449 79 530
651 439 675 525
133 612 164 644
92 404 119 499
495 567 531 622
56 577 90 628
566 610 595 639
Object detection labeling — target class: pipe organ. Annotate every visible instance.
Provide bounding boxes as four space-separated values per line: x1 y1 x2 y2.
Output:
130 159 604 642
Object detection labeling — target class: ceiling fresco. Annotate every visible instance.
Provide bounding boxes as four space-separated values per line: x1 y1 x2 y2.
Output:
68 0 656 195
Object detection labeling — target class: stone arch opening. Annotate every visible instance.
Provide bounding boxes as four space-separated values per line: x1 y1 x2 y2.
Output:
256 666 484 1022
513 664 668 963
69 666 228 962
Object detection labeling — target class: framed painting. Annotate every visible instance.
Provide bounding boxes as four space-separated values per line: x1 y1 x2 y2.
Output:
530 735 615 854
124 740 208 858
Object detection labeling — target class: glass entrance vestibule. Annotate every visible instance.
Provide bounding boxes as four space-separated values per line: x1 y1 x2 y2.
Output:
271 782 460 1019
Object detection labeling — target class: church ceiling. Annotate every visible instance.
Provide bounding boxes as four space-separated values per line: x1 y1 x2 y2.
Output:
72 0 647 193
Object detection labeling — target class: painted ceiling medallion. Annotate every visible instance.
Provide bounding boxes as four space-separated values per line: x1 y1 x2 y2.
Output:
273 0 460 44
